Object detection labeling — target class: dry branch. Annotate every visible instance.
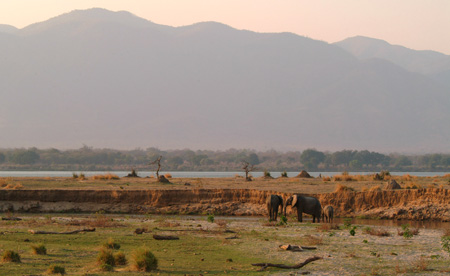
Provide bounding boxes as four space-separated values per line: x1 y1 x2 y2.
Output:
28 228 95 234
252 256 322 271
153 234 179 240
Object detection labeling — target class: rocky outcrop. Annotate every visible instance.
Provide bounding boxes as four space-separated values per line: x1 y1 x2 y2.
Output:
1 188 450 221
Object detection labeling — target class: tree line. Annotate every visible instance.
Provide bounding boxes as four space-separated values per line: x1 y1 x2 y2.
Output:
0 147 448 172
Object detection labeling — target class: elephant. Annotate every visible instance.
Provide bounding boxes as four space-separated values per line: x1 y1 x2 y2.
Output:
285 194 321 223
322 205 334 223
266 194 284 221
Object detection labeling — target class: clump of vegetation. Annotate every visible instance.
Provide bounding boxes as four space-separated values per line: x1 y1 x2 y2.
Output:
92 173 120 180
398 224 419 239
114 251 127 266
2 250 21 263
164 173 172 179
47 265 66 275
31 243 47 255
97 248 115 266
335 184 355 193
276 215 288 226
322 176 331 182
363 227 391 237
215 219 227 228
263 170 271 178
103 238 120 250
207 214 215 223
100 263 114 272
132 247 158 272
441 236 450 256
349 226 357 236
280 171 288 178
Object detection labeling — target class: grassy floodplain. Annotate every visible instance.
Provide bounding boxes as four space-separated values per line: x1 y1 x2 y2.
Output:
1 213 450 275
1 173 450 275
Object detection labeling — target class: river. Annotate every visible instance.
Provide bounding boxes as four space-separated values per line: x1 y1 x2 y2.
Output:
0 171 448 178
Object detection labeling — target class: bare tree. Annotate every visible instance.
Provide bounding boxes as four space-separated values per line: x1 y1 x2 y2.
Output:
150 156 162 179
242 161 254 181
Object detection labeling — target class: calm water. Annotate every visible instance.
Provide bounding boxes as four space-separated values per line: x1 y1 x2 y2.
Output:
0 171 447 178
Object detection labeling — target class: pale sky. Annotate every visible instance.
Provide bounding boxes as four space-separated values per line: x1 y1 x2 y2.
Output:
1 0 450 55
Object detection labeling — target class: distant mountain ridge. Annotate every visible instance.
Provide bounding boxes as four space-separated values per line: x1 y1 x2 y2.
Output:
335 36 450 87
0 8 449 153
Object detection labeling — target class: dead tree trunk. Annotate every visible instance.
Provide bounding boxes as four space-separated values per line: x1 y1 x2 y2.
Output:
242 161 254 181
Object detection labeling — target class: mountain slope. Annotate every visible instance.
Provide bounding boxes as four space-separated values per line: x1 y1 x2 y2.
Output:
335 36 450 87
0 9 448 152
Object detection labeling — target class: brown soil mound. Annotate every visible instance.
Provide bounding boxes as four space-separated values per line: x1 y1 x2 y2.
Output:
385 179 401 190
296 170 312 178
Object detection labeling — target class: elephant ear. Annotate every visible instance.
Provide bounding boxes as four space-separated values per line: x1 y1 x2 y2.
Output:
291 195 298 207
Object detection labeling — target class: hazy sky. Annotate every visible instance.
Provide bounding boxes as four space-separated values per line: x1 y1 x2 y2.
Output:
1 0 450 54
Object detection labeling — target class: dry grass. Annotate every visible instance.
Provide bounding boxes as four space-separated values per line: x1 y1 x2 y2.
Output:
322 176 331 182
369 185 381 192
303 234 324 245
333 174 355 181
215 219 228 228
92 173 120 180
442 228 450 237
317 223 339 232
158 221 181 228
404 182 422 189
363 227 391 237
164 173 172 179
335 184 355 193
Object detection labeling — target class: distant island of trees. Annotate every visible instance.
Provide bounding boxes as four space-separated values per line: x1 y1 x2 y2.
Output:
0 146 449 172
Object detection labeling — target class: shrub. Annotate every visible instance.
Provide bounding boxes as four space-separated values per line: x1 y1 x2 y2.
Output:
2 250 21 263
132 247 158 272
100 263 114 272
363 227 391 237
72 173 78 179
335 184 355 193
47 265 66 275
97 248 115 266
397 224 418 239
349 226 356 236
92 173 120 180
164 173 172 179
322 176 331 182
103 238 120 250
280 171 288 178
31 243 47 255
207 214 215 223
442 236 450 256
263 170 271 178
114 251 127 266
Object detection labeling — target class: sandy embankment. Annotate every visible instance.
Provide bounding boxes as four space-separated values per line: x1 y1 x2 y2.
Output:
1 188 450 221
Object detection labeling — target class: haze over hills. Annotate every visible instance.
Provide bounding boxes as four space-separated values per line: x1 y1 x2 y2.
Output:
335 36 450 88
0 8 449 153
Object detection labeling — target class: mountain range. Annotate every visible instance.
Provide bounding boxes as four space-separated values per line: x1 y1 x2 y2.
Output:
0 8 449 153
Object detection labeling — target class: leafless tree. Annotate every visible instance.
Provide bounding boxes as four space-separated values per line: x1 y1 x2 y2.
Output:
150 156 163 179
242 161 254 181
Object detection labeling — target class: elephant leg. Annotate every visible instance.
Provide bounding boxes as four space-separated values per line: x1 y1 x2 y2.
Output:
297 209 302 222
274 206 278 221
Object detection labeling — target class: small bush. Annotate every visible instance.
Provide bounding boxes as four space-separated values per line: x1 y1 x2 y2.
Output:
363 227 391 237
164 173 172 179
2 250 21 263
31 243 47 255
335 184 355 193
97 248 115 266
103 238 120 250
100 263 114 272
349 226 356 236
132 247 158 272
207 214 215 223
322 176 331 182
263 170 271 178
47 265 66 275
280 171 288 178
72 173 78 179
442 236 450 256
92 173 120 180
398 224 418 239
114 251 127 266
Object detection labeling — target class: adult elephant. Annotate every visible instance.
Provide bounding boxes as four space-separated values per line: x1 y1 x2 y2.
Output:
285 194 321 223
322 205 334 223
266 194 284 221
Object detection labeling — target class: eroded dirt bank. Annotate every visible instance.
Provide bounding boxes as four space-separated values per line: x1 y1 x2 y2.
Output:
1 188 450 221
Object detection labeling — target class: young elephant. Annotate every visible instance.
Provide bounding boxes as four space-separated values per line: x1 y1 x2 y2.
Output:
266 194 284 221
285 194 321 223
322 205 334 223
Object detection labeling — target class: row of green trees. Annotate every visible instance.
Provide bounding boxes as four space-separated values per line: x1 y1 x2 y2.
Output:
0 147 448 172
